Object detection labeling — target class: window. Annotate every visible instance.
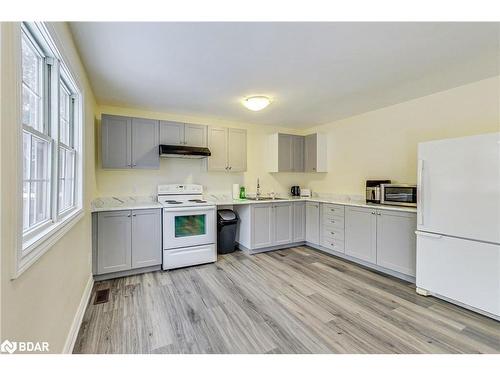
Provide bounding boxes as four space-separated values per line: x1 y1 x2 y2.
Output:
19 23 83 273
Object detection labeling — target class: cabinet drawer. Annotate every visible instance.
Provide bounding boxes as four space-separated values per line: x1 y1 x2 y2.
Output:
322 227 345 241
322 216 345 229
321 238 345 252
322 203 345 217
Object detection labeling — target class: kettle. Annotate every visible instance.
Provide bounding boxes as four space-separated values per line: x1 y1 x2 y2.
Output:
291 186 301 197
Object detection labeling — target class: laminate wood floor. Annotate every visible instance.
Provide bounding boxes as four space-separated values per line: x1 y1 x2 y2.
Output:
73 247 500 354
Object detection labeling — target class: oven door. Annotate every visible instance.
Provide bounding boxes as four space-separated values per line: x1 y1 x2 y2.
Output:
381 184 417 207
163 206 216 249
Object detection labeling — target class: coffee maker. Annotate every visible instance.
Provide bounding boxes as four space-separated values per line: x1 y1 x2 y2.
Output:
365 180 391 204
291 186 301 197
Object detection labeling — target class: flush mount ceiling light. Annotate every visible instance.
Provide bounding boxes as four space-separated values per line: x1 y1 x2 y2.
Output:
242 96 271 111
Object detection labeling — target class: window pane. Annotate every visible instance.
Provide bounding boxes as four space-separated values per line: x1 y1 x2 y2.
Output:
21 35 40 92
59 82 71 146
31 136 50 180
29 181 50 227
23 182 30 230
23 131 31 180
58 147 75 213
22 85 42 131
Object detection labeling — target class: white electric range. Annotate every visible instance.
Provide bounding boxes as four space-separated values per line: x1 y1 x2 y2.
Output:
158 184 217 270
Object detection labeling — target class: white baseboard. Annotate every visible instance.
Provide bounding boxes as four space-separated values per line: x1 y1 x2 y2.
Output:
62 274 94 354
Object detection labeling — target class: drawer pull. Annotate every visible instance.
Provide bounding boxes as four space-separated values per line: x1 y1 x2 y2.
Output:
330 232 335 235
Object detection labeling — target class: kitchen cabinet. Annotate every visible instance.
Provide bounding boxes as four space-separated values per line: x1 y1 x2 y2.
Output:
251 203 274 249
269 133 305 172
159 121 207 147
305 133 327 173
376 210 416 276
274 202 294 245
101 114 159 169
94 209 162 277
207 126 247 172
306 201 320 244
320 203 345 253
345 206 417 275
293 201 306 242
345 206 377 263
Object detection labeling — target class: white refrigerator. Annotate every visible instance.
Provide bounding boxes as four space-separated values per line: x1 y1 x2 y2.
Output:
416 132 500 320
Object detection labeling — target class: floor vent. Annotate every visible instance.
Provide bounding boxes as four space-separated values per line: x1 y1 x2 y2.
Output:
94 289 110 305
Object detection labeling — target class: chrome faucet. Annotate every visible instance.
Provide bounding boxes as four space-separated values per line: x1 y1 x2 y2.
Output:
256 178 261 200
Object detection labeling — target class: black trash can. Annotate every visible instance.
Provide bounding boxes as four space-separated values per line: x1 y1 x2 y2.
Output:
217 209 238 254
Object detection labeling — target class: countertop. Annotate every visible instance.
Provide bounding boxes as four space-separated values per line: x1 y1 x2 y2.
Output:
91 194 416 213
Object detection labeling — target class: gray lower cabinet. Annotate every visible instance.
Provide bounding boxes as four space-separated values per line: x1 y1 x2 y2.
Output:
251 204 274 249
306 202 320 244
345 206 377 263
274 202 293 245
376 210 417 276
293 201 306 242
101 114 159 169
97 210 132 274
95 209 161 277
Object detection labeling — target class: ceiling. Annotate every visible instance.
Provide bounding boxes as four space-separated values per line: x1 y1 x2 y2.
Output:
70 22 499 128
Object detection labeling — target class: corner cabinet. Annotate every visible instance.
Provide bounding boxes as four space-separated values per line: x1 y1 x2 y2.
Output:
269 132 324 173
101 114 159 169
305 133 327 172
207 127 247 172
93 209 162 279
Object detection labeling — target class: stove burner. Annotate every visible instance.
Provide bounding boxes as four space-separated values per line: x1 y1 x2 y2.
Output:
165 200 182 204
188 199 207 203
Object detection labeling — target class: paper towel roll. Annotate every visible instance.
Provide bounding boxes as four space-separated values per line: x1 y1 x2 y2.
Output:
232 184 240 199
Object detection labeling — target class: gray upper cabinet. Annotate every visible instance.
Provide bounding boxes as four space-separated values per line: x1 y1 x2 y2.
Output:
293 201 306 242
207 126 247 172
101 115 132 169
131 209 162 269
345 206 377 264
305 133 327 173
306 202 320 244
97 210 132 274
132 118 160 169
274 202 293 245
101 114 159 169
95 208 162 277
160 121 207 147
159 121 184 145
376 210 417 276
269 133 306 172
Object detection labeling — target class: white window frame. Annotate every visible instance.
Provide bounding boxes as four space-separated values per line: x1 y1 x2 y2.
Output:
14 22 84 278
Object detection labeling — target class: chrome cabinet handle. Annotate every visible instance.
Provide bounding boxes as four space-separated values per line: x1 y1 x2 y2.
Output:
228 166 232 170
127 214 131 217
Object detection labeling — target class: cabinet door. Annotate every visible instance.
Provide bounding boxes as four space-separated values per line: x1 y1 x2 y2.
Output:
207 127 228 171
304 134 317 172
252 204 273 249
184 123 207 147
292 135 305 172
97 211 132 274
274 203 293 245
376 210 417 276
159 120 184 145
306 202 320 244
227 128 247 172
278 134 293 172
101 114 131 169
345 206 377 263
293 201 306 242
131 209 162 269
131 118 159 169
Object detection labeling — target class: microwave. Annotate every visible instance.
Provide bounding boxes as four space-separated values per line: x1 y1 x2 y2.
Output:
380 184 417 207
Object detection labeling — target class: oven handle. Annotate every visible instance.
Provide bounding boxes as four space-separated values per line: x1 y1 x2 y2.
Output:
164 206 215 213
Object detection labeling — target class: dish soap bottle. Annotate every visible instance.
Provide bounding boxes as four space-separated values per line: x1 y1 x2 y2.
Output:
239 186 246 199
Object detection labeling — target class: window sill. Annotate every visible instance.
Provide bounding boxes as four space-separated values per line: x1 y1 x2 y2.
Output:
14 208 85 279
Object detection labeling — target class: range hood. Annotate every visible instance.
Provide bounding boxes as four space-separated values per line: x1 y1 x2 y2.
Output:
159 144 211 159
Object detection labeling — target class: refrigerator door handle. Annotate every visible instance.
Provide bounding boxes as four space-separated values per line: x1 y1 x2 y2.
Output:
415 230 442 239
417 159 424 225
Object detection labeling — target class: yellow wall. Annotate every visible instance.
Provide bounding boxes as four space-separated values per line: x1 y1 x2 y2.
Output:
0 22 97 353
96 105 307 197
301 76 500 195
